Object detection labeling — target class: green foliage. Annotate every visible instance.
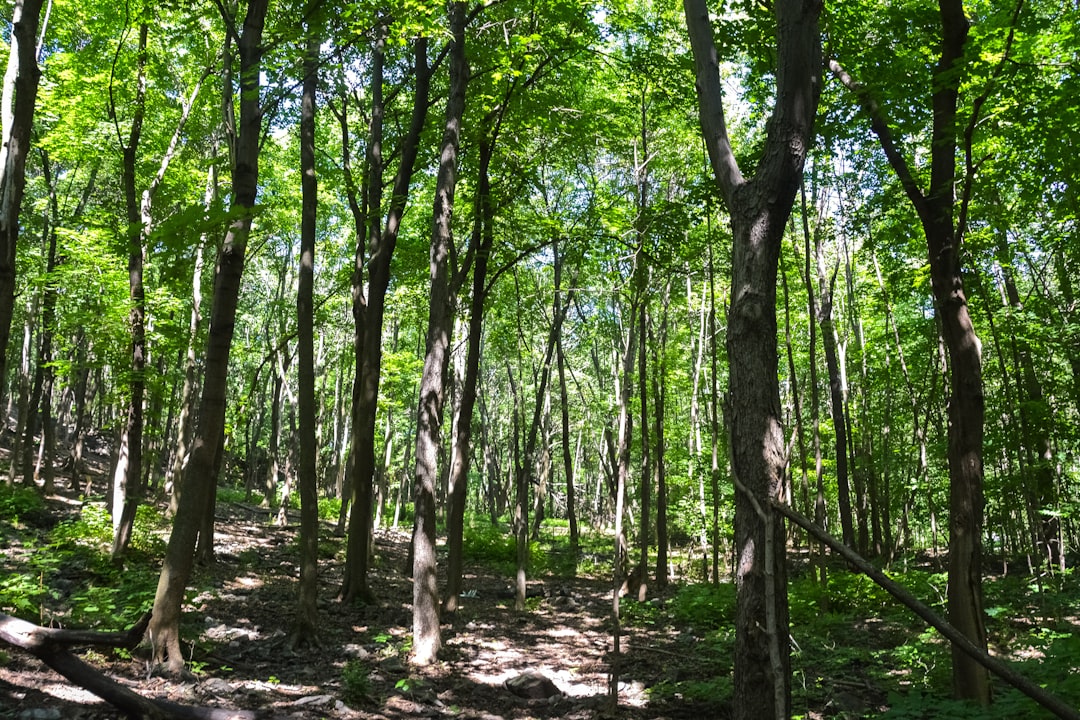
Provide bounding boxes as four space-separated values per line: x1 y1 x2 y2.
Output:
318 496 341 521
341 659 372 707
0 485 45 521
462 521 545 575
669 583 737 627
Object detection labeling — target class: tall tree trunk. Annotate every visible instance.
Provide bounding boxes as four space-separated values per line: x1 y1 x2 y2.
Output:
685 2 821 718
0 0 44 402
816 236 854 548
653 281 670 589
554 239 578 555
412 1 466 664
341 33 431 605
994 230 1058 569
290 22 320 651
31 150 58 494
111 22 148 560
831 0 990 700
148 0 269 673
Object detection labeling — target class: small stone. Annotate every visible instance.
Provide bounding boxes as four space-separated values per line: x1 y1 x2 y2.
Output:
291 694 334 706
343 643 370 658
202 677 232 695
17 709 62 720
504 671 562 700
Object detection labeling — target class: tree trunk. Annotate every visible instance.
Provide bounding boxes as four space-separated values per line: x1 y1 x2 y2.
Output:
653 281 670 589
412 2 466 664
289 22 320 651
0 0 44 402
111 23 148 560
816 236 855 549
685 1 821 718
341 33 430 605
830 0 989 700
554 240 578 555
148 0 269 673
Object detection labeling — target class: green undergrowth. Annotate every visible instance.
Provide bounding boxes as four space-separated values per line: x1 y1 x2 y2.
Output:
0 498 165 628
614 567 1080 719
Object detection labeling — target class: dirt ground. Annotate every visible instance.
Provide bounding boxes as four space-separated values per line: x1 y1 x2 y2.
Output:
1 471 729 720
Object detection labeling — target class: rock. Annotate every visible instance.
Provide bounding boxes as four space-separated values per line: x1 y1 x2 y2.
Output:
201 677 232 696
16 710 62 720
291 694 334 706
504 671 562 700
343 643 370 658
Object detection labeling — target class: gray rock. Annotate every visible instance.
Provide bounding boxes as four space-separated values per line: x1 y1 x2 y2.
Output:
504 671 562 699
16 710 62 720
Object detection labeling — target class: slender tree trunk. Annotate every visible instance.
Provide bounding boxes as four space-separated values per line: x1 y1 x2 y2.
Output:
816 237 855 548
653 281 670 589
412 2 466 664
289 22 320 651
831 0 989 699
31 151 58 495
0 0 44 399
111 23 148 559
341 34 430 605
685 2 821 717
148 0 269 673
554 240 578 555
165 162 212 513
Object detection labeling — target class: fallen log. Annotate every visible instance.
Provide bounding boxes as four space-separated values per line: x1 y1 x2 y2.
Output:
0 611 260 719
772 499 1080 720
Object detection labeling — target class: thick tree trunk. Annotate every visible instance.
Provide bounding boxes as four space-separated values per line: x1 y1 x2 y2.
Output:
685 1 821 717
0 0 44 402
148 0 268 673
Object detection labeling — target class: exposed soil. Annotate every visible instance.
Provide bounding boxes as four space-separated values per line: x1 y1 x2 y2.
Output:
1 457 730 720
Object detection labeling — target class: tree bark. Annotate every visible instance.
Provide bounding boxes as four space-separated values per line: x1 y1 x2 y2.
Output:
830 0 989 700
148 0 269 673
290 21 320 651
445 129 494 614
0 0 44 404
111 22 148 560
412 1 467 664
685 2 822 718
341 33 431 605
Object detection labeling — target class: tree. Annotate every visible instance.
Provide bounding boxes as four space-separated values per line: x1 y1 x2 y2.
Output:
340 31 431 606
0 0 45 408
148 0 270 672
411 0 468 666
829 0 998 701
290 13 321 650
684 1 822 718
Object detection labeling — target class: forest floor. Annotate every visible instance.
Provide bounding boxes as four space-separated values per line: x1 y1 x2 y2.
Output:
1 474 729 720
2 436 1080 719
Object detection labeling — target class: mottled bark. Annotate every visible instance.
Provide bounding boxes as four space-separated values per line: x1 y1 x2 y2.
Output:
685 1 822 718
412 1 467 664
148 0 269 673
290 24 320 650
0 0 44 405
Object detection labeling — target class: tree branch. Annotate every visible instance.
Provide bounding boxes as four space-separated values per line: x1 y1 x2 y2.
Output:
772 502 1080 720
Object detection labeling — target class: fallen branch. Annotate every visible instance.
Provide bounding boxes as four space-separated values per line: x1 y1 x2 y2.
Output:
0 612 260 719
772 500 1080 720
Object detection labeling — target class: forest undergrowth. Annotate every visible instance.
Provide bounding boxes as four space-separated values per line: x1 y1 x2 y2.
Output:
1 448 1079 719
